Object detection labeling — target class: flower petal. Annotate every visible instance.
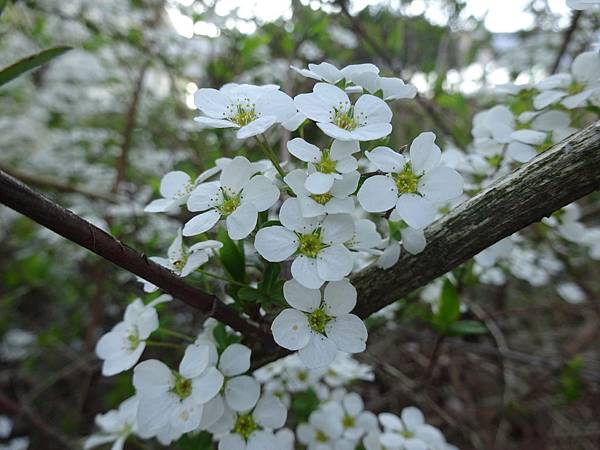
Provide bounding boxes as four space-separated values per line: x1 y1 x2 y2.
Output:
394 194 436 229
219 343 251 377
254 227 298 262
283 279 321 312
226 202 258 240
410 132 441 174
323 279 357 316
292 255 324 289
316 245 353 281
417 166 463 203
183 209 221 236
326 314 367 353
225 375 260 411
298 333 338 369
305 172 335 195
357 175 397 212
271 308 311 350
366 146 405 173
287 138 322 163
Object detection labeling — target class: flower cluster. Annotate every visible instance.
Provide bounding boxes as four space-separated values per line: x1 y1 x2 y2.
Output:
90 60 466 449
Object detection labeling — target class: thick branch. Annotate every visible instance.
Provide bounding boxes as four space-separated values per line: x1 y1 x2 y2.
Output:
0 170 272 344
351 120 600 318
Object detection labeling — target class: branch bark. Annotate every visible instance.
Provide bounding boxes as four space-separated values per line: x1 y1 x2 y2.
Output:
351 120 600 318
0 169 272 345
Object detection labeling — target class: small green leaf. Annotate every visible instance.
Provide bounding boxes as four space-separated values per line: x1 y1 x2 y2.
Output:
432 279 460 333
447 320 487 336
560 355 583 403
217 228 246 283
0 46 72 87
212 323 240 354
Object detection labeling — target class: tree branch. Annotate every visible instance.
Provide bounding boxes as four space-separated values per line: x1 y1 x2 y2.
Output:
351 120 600 318
0 169 272 345
550 10 582 75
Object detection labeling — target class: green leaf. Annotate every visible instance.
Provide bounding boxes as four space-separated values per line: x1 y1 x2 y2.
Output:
217 228 246 283
447 320 487 336
560 355 583 403
432 279 460 333
291 388 320 422
212 323 240 354
0 46 72 87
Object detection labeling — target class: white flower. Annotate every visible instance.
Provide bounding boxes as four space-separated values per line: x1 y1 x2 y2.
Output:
144 168 220 213
184 156 280 240
95 295 172 376
543 203 587 244
194 83 297 139
287 138 359 194
557 282 587 304
271 279 367 368
294 83 393 141
84 396 138 450
254 198 354 288
297 407 344 450
216 394 288 450
474 237 513 268
284 168 359 218
291 62 416 101
533 51 600 110
567 0 600 11
133 342 224 435
150 229 222 277
323 393 378 440
379 407 447 450
358 132 463 229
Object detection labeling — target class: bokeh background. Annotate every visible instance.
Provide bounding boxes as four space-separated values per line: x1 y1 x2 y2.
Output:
1 1 599 449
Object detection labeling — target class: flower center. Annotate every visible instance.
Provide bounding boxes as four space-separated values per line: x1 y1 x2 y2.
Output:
232 104 258 126
342 414 355 429
173 258 186 271
333 107 357 131
567 82 584 96
310 192 333 205
316 429 329 442
393 165 419 194
233 413 259 440
126 332 140 351
401 429 415 438
297 232 325 258
172 372 193 400
218 190 241 215
307 308 332 334
297 370 308 382
315 152 337 173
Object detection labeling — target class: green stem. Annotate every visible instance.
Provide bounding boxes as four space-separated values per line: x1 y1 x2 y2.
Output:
158 328 195 342
256 135 286 178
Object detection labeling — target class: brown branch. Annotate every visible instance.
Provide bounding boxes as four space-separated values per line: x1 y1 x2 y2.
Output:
550 10 582 75
0 163 118 203
0 169 273 346
112 63 149 193
351 120 600 319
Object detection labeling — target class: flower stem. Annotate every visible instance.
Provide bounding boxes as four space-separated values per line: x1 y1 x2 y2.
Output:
256 135 286 178
157 328 195 342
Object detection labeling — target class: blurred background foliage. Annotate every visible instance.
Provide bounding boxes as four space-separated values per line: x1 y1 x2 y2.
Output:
0 0 599 449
